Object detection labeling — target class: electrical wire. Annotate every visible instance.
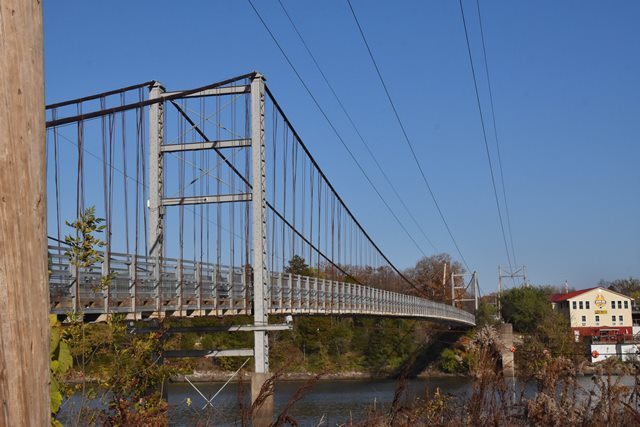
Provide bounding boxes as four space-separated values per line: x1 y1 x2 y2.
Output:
345 0 470 272
171 100 374 287
457 0 514 272
475 0 518 267
246 0 431 264
277 0 438 253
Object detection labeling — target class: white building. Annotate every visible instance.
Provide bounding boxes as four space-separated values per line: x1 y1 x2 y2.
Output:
550 286 633 341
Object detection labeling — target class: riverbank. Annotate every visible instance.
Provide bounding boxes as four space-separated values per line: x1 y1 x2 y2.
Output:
65 362 631 385
173 370 375 382
62 365 464 384
170 362 634 383
579 363 633 376
173 367 468 383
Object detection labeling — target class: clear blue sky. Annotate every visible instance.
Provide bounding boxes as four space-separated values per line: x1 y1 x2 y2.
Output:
43 0 640 292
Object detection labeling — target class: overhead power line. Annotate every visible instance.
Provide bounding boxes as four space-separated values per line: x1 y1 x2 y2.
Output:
475 0 518 266
457 0 514 272
345 0 471 272
276 0 437 253
246 0 431 264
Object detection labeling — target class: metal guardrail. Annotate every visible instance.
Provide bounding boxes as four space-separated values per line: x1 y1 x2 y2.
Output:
48 246 475 326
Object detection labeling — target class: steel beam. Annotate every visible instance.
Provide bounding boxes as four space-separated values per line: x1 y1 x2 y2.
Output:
132 323 292 334
163 85 250 98
162 194 251 206
251 74 269 375
160 139 251 152
164 349 254 358
148 82 165 313
45 73 256 128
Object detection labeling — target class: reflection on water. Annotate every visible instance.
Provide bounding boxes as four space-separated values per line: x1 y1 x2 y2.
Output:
58 375 637 426
167 377 472 426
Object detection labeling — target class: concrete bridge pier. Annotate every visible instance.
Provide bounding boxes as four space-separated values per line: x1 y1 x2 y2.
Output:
498 323 515 377
251 372 274 427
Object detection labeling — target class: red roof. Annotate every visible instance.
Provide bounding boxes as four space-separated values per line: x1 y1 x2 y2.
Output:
550 287 599 302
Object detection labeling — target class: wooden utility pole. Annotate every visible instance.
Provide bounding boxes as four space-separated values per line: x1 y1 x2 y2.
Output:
0 0 49 425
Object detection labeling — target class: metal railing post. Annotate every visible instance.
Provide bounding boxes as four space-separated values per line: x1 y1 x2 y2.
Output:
195 262 202 313
176 262 183 313
101 260 109 314
212 266 218 316
129 257 137 318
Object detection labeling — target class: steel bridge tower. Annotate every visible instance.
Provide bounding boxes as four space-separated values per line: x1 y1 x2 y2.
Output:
148 73 273 422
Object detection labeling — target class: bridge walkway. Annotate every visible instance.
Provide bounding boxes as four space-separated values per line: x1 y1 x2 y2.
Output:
49 245 475 326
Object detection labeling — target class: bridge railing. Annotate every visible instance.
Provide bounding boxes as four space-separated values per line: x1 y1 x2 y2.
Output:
268 273 474 322
48 245 475 325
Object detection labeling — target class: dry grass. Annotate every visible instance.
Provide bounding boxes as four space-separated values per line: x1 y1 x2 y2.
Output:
343 326 640 427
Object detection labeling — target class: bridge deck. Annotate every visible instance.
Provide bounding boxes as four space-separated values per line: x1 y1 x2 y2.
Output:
48 246 475 326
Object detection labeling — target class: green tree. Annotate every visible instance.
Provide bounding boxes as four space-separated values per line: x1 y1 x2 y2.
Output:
439 348 465 374
64 206 106 268
516 308 584 378
285 255 311 276
500 286 552 333
364 322 393 373
326 319 353 358
475 299 499 328
61 208 178 424
535 309 580 357
64 316 180 425
64 206 114 291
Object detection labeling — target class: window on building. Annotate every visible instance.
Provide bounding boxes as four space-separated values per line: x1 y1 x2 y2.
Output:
624 301 629 309
618 301 622 309
572 301 577 310
581 315 586 326
595 315 600 326
586 301 590 309
612 315 616 325
619 315 623 323
611 301 615 309
579 301 584 309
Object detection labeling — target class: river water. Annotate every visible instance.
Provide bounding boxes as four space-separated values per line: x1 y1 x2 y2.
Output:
167 377 471 426
58 375 637 426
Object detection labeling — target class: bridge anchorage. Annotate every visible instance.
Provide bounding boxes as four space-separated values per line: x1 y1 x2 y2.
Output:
46 72 475 422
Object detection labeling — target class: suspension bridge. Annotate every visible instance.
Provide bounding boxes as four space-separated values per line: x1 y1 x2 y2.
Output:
45 72 475 380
